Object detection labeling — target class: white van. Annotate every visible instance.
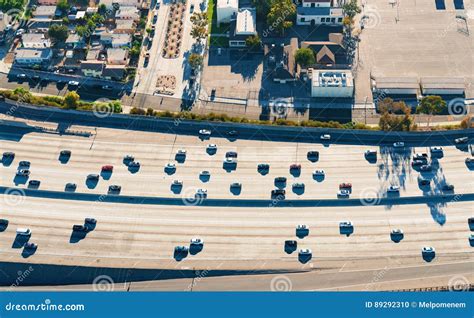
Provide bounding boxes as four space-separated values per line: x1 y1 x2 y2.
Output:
16 228 31 236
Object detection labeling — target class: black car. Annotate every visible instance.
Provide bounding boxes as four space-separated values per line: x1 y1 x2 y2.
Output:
60 150 71 157
65 183 77 191
28 180 41 187
0 219 8 226
465 158 474 164
124 155 135 162
469 217 474 225
285 240 297 247
418 179 430 186
19 161 30 167
226 151 238 158
411 160 424 167
85 218 97 225
274 177 287 183
16 169 30 177
72 224 88 232
257 163 270 171
442 184 454 191
2 152 15 159
419 165 432 172
24 242 37 250
108 185 121 194
271 189 286 197
307 151 319 160
87 174 100 181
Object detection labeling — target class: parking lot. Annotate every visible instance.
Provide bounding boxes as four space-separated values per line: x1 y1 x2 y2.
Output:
356 0 474 102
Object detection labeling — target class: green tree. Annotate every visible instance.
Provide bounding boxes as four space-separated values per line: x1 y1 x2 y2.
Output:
295 48 315 67
98 3 107 15
56 0 70 13
48 24 68 42
378 98 414 131
64 91 80 109
190 25 207 42
0 0 24 12
245 35 261 49
416 95 446 127
342 0 361 20
266 0 296 36
190 12 207 27
188 53 203 69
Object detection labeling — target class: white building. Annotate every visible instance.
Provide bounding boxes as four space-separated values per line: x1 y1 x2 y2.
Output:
21 33 51 48
297 0 343 26
33 6 57 19
14 48 53 66
216 0 238 25
372 77 419 95
229 8 257 47
115 6 140 21
420 77 465 95
311 70 354 98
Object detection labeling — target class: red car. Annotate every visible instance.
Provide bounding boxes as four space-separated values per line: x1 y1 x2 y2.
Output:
290 164 301 170
339 183 352 189
101 165 114 172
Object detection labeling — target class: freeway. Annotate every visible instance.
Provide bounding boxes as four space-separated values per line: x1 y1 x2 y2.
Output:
1 101 473 147
0 116 472 290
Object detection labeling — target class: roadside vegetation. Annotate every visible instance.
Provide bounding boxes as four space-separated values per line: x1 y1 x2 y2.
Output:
0 88 122 114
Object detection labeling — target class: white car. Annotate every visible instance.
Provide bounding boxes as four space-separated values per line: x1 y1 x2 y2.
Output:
365 150 377 157
339 221 353 228
391 229 404 235
337 189 350 198
190 238 204 245
68 80 80 86
430 147 443 154
207 144 217 150
393 142 405 148
196 189 207 198
16 228 31 236
387 185 400 193
165 163 176 170
16 73 26 79
177 149 187 155
320 134 331 140
199 129 211 136
172 180 183 186
298 248 312 256
296 224 308 230
422 246 435 254
313 170 325 176
224 157 236 164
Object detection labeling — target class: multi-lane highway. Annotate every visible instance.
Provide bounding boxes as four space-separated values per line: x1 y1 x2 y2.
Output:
0 116 472 290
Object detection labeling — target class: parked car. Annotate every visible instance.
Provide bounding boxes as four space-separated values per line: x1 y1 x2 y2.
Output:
391 229 404 236
72 224 88 232
275 177 287 184
313 170 325 177
0 219 9 226
28 180 40 187
16 169 30 177
465 158 474 164
199 129 211 136
393 142 405 148
200 170 210 177
442 184 455 191
337 189 350 198
24 242 37 250
190 237 203 246
419 165 432 172
257 163 270 171
454 137 468 144
101 165 113 172
85 218 97 226
339 221 353 228
290 164 301 171
176 149 187 156
430 147 443 155
16 228 31 236
2 151 15 159
292 183 305 189
298 248 312 256
320 134 331 140
230 182 242 189
128 161 140 168
124 155 134 162
108 185 121 194
196 189 207 198
339 183 352 190
87 174 99 181
165 163 176 170
364 150 377 157
225 151 238 158
413 153 428 161
19 161 30 167
271 189 286 198
422 246 435 254
224 157 236 164
65 183 77 191
60 150 71 157
172 180 183 186
285 240 297 248
207 144 217 151
418 178 430 186
307 151 319 160
387 185 400 193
